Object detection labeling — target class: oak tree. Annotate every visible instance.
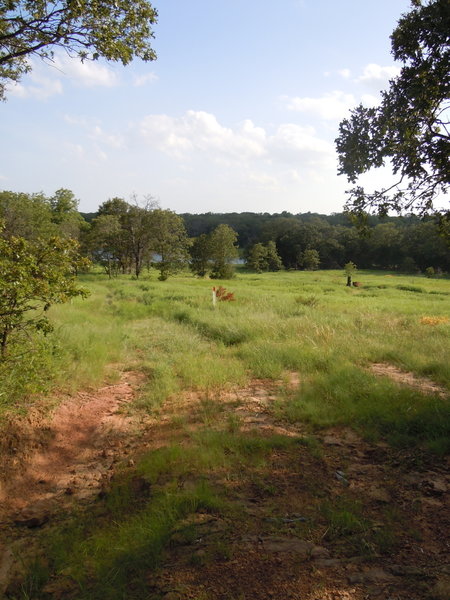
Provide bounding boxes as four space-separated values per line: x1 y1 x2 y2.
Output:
0 231 89 358
335 0 449 224
0 0 158 99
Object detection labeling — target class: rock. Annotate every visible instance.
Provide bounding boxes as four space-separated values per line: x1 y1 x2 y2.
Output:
430 576 450 600
314 558 342 568
310 546 330 559
14 514 49 528
130 475 151 498
261 537 313 557
13 501 53 528
323 436 344 447
163 593 182 600
367 487 391 503
389 565 427 577
427 478 448 495
335 470 349 486
348 568 396 584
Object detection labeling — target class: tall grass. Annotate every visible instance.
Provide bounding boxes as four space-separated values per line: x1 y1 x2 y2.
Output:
6 268 450 598
1 268 449 432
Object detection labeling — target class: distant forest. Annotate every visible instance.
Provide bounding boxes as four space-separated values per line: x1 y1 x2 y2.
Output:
1 188 448 275
83 210 450 272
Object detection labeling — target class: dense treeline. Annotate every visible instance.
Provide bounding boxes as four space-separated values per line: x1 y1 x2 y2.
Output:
1 190 449 278
181 211 450 273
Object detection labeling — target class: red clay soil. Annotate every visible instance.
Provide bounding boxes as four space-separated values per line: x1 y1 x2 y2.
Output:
0 370 449 600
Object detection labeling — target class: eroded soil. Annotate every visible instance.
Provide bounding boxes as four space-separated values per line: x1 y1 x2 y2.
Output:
0 367 449 600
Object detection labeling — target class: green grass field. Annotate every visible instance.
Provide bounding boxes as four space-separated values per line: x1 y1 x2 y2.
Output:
3 268 450 600
3 268 449 448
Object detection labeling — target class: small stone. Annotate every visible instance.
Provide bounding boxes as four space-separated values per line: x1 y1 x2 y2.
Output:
335 470 349 486
310 546 330 559
428 478 447 495
389 565 427 577
314 558 342 568
163 593 182 600
367 487 391 503
348 568 396 584
14 514 49 528
430 575 450 600
323 436 344 446
262 536 314 557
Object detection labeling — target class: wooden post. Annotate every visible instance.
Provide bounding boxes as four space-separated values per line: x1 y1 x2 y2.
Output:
212 287 217 308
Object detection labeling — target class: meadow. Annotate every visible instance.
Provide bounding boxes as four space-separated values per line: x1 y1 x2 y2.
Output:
6 267 449 449
2 268 450 599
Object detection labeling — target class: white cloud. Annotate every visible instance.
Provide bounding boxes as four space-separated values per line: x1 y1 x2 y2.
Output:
283 90 356 121
7 69 63 100
247 172 279 188
338 68 351 79
269 123 334 166
54 55 119 87
133 72 158 87
360 93 380 107
64 142 85 159
135 110 333 176
356 63 400 92
137 111 267 161
90 125 124 149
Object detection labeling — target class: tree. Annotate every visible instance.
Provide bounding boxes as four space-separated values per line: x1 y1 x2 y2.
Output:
0 190 54 240
95 197 132 274
247 241 283 272
247 243 268 273
335 0 449 223
190 233 211 278
0 0 158 100
49 188 86 240
149 209 190 281
0 231 89 358
88 213 122 277
208 224 239 279
265 241 283 271
301 249 320 271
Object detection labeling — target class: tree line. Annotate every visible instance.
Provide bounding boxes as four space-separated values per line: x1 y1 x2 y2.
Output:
2 190 450 280
1 187 449 359
180 211 450 273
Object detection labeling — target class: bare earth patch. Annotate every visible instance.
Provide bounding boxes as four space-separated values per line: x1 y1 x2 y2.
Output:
1 369 449 599
369 362 448 398
0 370 146 521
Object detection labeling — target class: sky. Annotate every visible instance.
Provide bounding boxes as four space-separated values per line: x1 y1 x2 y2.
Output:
0 0 412 215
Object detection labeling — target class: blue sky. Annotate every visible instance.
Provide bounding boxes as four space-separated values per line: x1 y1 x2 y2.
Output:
1 0 411 214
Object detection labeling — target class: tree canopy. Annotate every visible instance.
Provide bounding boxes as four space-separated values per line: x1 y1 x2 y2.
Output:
0 0 158 99
0 231 88 357
335 0 449 223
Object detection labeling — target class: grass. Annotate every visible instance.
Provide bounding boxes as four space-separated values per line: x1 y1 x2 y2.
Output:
32 428 303 600
2 268 450 597
2 267 449 431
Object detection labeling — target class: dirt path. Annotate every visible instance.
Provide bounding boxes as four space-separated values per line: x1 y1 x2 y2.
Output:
1 369 449 599
0 371 147 524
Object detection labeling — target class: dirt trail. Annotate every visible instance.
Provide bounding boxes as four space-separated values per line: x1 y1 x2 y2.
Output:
0 371 145 524
369 362 448 398
1 368 449 599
